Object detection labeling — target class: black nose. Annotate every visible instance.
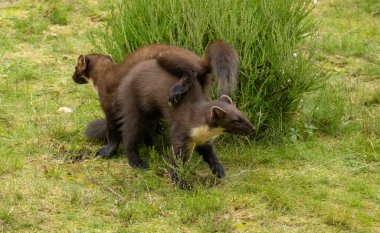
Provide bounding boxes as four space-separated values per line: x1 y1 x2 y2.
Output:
72 74 88 84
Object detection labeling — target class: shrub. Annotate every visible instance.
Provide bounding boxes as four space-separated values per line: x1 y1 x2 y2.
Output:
90 0 323 141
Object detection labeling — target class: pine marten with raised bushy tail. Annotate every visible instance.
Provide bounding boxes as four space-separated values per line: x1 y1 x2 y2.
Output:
114 59 254 187
72 41 238 158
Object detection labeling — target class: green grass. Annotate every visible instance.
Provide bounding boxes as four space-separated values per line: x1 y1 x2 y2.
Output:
0 0 379 232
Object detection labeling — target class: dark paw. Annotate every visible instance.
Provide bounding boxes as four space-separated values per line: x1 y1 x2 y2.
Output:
212 164 226 178
168 86 184 106
96 145 117 158
170 172 192 190
129 160 149 170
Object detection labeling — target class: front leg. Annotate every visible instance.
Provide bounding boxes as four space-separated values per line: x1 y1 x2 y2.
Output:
157 51 201 106
96 111 121 158
196 142 225 178
121 110 149 169
168 72 196 106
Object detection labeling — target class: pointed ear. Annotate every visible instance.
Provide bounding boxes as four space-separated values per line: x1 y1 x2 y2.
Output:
77 54 86 70
220 95 233 104
210 106 226 122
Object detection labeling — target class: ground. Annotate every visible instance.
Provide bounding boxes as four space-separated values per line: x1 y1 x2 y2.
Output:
0 0 379 232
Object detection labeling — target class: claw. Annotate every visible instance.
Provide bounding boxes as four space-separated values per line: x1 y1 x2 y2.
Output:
168 93 182 106
96 144 117 158
212 164 226 178
129 160 149 170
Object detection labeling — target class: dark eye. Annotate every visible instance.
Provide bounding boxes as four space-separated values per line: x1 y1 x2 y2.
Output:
232 118 241 123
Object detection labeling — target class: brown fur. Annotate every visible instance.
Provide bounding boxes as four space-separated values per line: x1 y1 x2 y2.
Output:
74 41 239 158
73 45 201 157
117 59 254 187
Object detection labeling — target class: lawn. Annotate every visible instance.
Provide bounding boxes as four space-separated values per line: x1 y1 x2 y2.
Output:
0 0 379 232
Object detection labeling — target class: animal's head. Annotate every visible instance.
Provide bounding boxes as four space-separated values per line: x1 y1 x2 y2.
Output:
209 95 255 136
72 54 113 84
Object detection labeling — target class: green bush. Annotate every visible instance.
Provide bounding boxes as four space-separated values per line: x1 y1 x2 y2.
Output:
90 0 323 141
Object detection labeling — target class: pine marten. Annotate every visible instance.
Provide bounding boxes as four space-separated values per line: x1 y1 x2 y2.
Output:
72 41 238 158
115 59 254 186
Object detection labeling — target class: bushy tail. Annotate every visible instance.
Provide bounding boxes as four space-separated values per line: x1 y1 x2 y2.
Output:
203 41 239 96
85 119 107 140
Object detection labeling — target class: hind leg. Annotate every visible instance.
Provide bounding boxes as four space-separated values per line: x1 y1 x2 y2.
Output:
96 111 121 158
95 97 122 158
121 111 149 169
